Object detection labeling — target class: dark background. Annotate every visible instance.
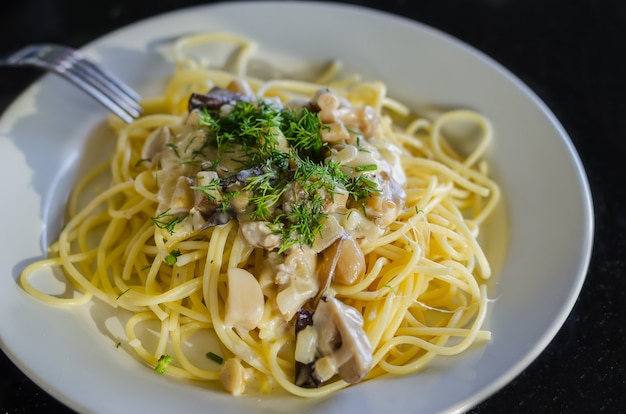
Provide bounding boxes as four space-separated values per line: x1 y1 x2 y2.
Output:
1 1 624 412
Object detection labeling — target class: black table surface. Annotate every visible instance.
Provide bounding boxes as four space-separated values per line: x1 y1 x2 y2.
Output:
1 1 624 412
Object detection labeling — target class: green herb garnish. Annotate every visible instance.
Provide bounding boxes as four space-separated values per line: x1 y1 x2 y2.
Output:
151 209 188 235
154 355 174 374
189 97 382 252
189 178 222 201
354 164 378 172
272 194 328 254
206 352 224 364
116 288 130 300
282 107 327 160
346 175 381 201
164 249 182 266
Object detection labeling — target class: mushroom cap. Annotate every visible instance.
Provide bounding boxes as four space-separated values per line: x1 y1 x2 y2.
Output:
224 268 265 330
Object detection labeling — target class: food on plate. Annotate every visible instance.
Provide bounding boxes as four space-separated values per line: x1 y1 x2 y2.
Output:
20 32 501 397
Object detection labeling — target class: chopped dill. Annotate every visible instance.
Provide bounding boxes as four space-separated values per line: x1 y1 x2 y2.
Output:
190 178 222 201
151 209 188 235
116 288 130 300
185 96 383 252
165 143 181 159
272 194 327 254
346 175 381 201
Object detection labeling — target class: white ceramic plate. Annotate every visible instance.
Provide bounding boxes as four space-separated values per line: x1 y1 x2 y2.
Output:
0 2 593 413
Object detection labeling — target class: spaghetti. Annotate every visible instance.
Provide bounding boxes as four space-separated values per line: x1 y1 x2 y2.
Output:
20 32 501 397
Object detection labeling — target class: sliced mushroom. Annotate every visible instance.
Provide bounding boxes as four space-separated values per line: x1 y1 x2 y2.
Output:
226 79 255 97
333 235 366 286
168 176 194 216
294 321 317 365
345 161 406 230
141 126 172 168
294 296 373 387
219 358 247 396
281 182 307 215
194 171 221 200
224 268 264 331
317 234 366 300
314 296 372 384
238 221 282 250
275 274 318 321
191 170 231 227
362 166 406 228
199 207 235 231
221 165 266 189
321 122 350 143
188 86 252 112
311 214 344 253
275 247 319 320
192 171 221 219
333 105 379 138
294 308 320 388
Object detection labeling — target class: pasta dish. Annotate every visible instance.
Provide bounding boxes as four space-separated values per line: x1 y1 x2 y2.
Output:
20 33 501 397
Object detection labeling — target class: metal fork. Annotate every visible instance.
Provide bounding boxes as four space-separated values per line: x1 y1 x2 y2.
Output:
0 44 142 123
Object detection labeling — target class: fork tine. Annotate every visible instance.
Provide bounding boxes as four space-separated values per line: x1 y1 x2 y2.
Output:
68 50 143 107
69 57 143 118
63 50 143 119
59 70 139 123
1 44 142 123
74 53 141 101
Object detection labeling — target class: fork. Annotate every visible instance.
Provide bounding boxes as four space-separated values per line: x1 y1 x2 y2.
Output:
0 44 142 123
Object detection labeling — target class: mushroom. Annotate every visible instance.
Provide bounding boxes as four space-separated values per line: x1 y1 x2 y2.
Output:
318 234 366 290
294 308 319 388
225 79 255 97
294 296 373 387
310 214 344 253
221 165 266 189
314 296 372 383
194 166 271 230
168 176 194 217
199 207 236 230
224 268 265 331
337 105 379 138
275 247 319 320
238 221 282 250
188 86 252 112
219 358 247 396
362 166 406 228
141 126 172 168
192 170 221 219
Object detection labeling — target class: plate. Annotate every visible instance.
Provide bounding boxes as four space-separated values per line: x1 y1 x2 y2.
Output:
0 2 593 413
